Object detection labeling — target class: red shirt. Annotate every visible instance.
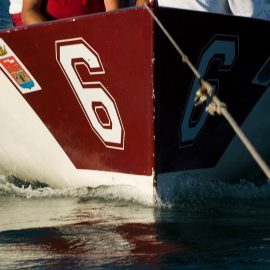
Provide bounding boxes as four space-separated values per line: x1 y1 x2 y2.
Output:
11 13 24 27
42 0 105 20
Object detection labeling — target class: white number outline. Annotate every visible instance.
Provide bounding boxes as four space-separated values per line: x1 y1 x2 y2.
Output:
56 38 125 150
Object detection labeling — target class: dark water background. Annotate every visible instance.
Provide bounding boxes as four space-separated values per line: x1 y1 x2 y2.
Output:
1 175 270 270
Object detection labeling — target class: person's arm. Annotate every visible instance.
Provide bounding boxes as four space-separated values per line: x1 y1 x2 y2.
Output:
22 0 47 25
136 0 146 6
104 0 120 11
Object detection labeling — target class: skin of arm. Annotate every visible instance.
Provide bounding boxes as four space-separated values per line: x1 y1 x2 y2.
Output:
104 0 120 11
22 0 47 24
136 0 146 5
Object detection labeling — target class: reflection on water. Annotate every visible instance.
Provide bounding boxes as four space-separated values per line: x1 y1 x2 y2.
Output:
1 199 270 269
1 176 270 269
0 196 156 269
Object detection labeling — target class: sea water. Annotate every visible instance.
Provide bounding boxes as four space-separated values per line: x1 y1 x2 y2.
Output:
1 175 270 269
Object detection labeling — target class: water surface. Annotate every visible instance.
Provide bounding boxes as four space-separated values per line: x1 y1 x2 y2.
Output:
1 176 270 269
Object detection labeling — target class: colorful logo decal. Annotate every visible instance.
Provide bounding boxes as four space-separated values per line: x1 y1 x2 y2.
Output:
0 45 8 56
0 38 41 94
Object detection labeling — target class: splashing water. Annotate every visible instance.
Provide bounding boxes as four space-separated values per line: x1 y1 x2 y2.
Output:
1 173 270 208
1 174 270 270
0 174 153 206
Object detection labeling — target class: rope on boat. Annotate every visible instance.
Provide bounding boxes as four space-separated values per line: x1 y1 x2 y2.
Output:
144 3 270 180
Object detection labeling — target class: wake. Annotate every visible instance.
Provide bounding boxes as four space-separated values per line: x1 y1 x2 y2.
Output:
0 174 153 206
1 174 270 209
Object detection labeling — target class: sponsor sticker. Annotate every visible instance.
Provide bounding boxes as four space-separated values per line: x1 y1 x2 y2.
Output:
0 38 41 94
